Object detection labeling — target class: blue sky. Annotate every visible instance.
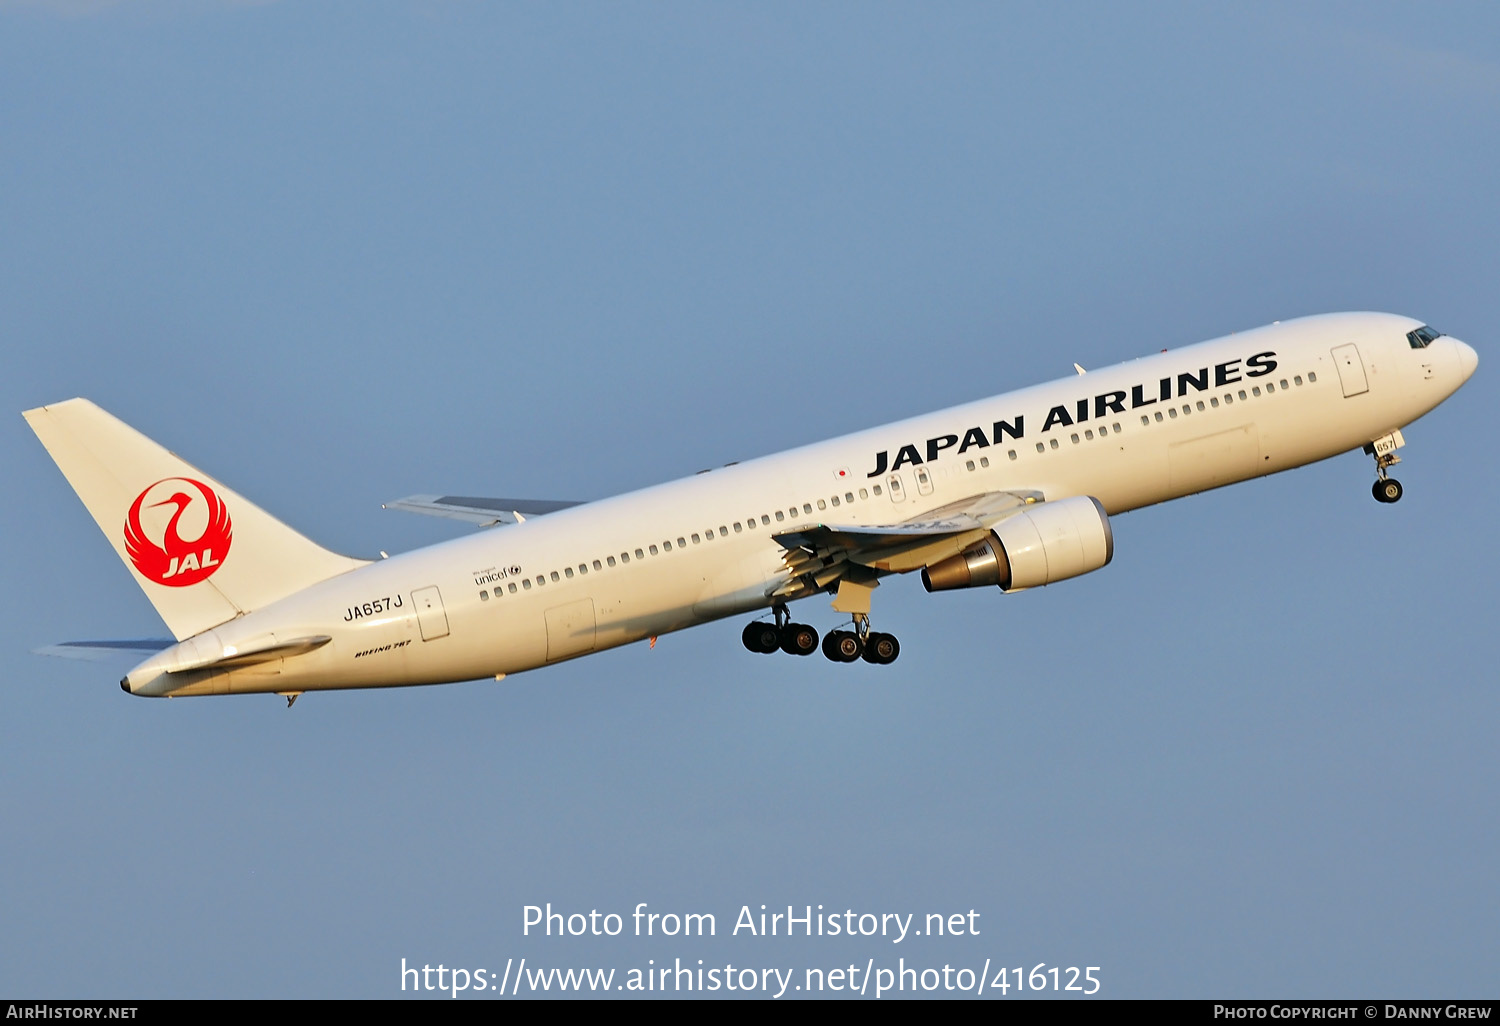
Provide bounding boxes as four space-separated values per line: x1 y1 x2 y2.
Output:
2 1 1495 998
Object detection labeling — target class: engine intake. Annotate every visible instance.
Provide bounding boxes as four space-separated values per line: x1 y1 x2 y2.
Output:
921 495 1114 593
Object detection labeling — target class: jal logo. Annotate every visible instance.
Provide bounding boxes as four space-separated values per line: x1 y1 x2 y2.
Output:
123 477 233 587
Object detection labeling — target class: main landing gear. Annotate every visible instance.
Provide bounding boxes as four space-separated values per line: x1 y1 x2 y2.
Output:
741 604 817 657
741 605 899 665
822 613 900 665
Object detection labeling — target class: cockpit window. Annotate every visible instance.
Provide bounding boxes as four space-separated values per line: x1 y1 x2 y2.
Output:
1407 325 1443 349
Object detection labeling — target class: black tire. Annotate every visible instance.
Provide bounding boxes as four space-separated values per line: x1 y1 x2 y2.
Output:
1373 478 1403 504
864 632 900 665
743 622 780 653
821 631 845 661
780 623 819 656
833 631 862 662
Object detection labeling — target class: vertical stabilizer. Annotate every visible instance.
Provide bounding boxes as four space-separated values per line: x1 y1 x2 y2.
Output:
24 398 368 641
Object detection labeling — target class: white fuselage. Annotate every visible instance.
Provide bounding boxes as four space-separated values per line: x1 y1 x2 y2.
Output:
125 312 1477 697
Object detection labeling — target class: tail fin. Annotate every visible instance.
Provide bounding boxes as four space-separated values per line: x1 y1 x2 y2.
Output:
24 398 368 641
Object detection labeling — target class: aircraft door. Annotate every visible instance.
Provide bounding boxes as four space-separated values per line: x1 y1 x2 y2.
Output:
411 586 450 641
1331 344 1370 397
887 473 906 502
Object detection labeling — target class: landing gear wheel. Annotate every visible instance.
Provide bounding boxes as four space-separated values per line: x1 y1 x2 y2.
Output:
779 622 819 656
1373 477 1403 504
742 621 781 654
822 630 863 662
861 632 900 665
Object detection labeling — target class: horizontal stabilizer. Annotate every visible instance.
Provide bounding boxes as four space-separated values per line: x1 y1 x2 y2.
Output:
34 639 175 662
383 494 584 527
164 634 332 674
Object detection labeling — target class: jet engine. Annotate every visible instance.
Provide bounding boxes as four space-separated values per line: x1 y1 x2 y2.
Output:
920 495 1113 593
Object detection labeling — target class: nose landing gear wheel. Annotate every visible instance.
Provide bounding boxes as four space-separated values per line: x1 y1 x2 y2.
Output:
1373 477 1403 504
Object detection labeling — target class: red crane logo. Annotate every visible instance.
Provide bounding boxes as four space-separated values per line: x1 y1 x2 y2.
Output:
123 478 233 587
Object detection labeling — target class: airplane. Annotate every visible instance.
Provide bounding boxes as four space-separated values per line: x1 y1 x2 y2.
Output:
24 311 1477 705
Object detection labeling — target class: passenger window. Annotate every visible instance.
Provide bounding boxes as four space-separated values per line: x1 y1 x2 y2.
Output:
537 576 546 586
564 567 574 578
761 514 771 525
735 521 744 531
1224 394 1233 404
1266 382 1275 393
1210 397 1219 407
1294 375 1303 386
1141 415 1150 425
662 541 672 552
817 499 826 510
872 485 882 496
1252 386 1262 396
480 590 489 600
508 582 518 593
1182 405 1190 415
1308 371 1317 382
593 560 603 571
803 504 812 514
692 533 701 543
965 460 975 471
1084 429 1094 440
678 537 686 548
607 556 617 566
1168 408 1178 419
1196 401 1205 411
1036 442 1046 452
1280 379 1289 389
1154 411 1164 422
579 564 588 574
858 489 868 499
1007 451 1017 461
1050 438 1060 449
1113 423 1121 432
845 492 854 503
980 456 990 467
772 513 782 524
648 545 658 556
718 527 728 537
522 579 532 590
830 496 839 507
1238 390 1247 400
1070 432 1080 443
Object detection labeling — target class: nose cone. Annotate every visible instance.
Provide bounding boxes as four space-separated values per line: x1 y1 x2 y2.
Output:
1455 338 1478 382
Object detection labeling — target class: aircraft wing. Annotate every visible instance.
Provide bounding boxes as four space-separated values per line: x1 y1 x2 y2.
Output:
382 494 585 527
769 489 1043 596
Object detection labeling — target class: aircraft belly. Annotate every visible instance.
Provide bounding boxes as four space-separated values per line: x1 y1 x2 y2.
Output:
1167 424 1262 496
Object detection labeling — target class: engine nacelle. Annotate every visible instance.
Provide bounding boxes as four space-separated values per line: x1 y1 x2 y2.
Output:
920 495 1114 593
